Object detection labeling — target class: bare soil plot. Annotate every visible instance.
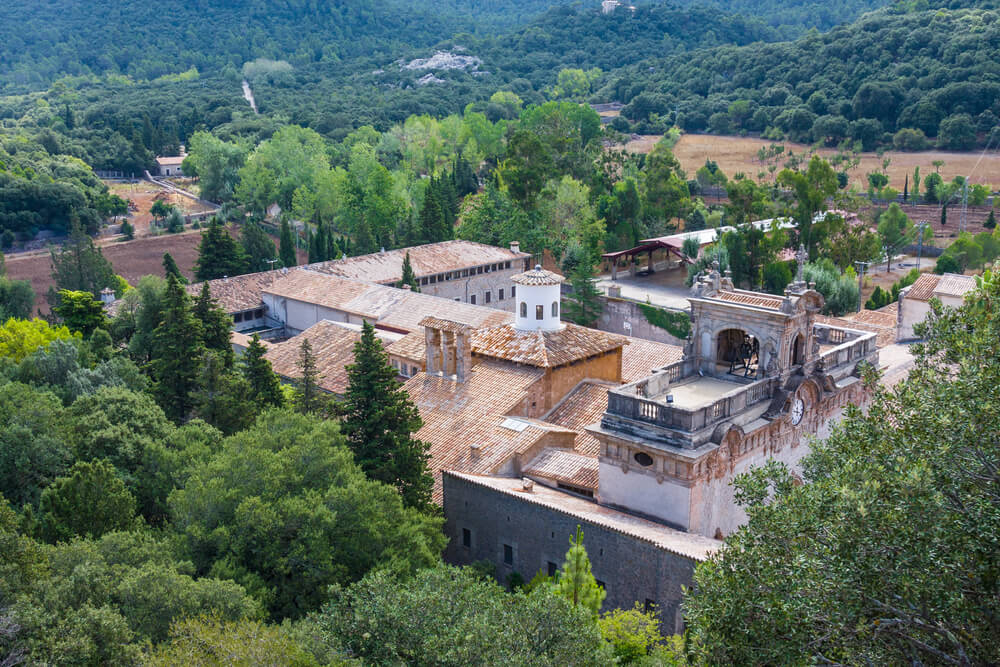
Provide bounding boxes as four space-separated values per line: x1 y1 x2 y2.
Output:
627 134 1000 191
106 181 215 237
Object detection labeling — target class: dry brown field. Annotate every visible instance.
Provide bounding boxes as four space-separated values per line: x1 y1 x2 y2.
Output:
107 181 215 237
5 231 205 314
627 134 1000 191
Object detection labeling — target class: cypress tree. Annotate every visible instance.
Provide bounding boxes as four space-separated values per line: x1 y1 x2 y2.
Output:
194 217 247 280
554 525 606 617
986 210 996 229
192 349 253 435
279 219 297 267
293 338 324 415
162 252 186 283
453 154 478 197
312 222 328 263
354 221 376 255
305 225 316 264
151 275 204 421
240 221 277 272
398 251 419 292
420 190 445 243
241 334 284 410
192 282 234 365
903 173 909 202
340 320 432 510
941 204 948 227
562 261 603 327
50 221 115 296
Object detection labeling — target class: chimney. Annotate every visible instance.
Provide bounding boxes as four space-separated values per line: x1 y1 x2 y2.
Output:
455 327 472 382
510 240 520 254
521 478 534 492
99 287 115 305
424 327 443 374
420 317 473 382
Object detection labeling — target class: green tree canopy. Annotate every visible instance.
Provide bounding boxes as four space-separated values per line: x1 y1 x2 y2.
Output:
194 218 247 281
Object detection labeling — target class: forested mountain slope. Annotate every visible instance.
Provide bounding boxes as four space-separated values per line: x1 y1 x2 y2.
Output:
603 6 1000 147
0 0 455 92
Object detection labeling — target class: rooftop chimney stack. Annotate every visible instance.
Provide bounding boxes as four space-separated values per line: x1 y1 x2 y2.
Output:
420 317 474 382
510 241 521 254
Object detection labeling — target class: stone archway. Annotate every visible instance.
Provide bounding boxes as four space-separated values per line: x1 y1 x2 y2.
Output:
791 332 806 366
716 328 760 378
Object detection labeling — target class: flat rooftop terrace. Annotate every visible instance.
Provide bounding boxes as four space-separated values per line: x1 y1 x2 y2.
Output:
659 376 746 410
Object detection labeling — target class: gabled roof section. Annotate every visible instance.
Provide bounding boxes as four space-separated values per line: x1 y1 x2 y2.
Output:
903 273 942 301
186 269 287 313
934 273 976 298
471 323 627 368
263 320 400 395
263 271 377 315
523 449 599 489
621 337 683 383
544 380 614 457
305 240 529 285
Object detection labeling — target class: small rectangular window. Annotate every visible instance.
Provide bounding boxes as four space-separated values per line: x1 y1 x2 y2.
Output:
470 294 476 305
462 528 471 548
462 269 468 277
254 309 264 319
547 561 558 577
503 544 513 565
484 291 491 304
233 312 243 323
499 288 505 301
430 275 437 284
506 261 511 269
421 277 428 285
511 286 516 298
536 305 544 320
477 266 483 274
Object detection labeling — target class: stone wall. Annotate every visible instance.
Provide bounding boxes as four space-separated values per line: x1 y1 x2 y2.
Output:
419 265 525 312
596 296 686 346
443 473 701 634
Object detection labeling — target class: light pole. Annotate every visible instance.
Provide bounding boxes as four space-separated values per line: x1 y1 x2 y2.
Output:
915 221 929 271
854 260 870 312
265 258 279 272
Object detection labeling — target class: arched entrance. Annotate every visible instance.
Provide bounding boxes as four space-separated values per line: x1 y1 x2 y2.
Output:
716 329 759 378
791 332 805 366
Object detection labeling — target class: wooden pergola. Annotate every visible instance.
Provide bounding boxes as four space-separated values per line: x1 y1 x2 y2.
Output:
602 236 693 280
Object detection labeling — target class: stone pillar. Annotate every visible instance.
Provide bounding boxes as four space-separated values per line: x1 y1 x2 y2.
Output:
443 331 458 376
425 328 442 374
456 330 472 382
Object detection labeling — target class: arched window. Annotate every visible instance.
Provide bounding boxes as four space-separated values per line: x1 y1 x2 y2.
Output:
520 302 527 317
536 305 544 320
551 301 559 317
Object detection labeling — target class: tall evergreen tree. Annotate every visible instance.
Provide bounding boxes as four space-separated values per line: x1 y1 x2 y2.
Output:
150 275 204 421
419 189 445 244
240 221 277 273
194 218 247 281
293 338 324 415
354 220 376 255
554 526 606 617
241 334 284 410
53 289 107 338
340 321 432 510
162 252 186 283
986 209 996 230
452 154 478 197
192 283 234 366
50 221 115 297
562 262 603 327
397 251 419 291
903 173 909 202
941 203 948 228
279 219 297 268
192 349 253 434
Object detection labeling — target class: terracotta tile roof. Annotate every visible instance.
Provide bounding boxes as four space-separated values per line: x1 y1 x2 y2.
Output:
815 314 896 349
903 273 942 301
511 266 564 286
305 240 530 285
713 289 786 310
419 316 474 332
934 273 976 298
262 271 376 315
849 307 898 329
387 331 427 365
230 331 269 351
187 270 286 313
156 156 185 166
621 337 684 383
405 359 550 502
471 323 627 368
523 448 599 489
544 381 612 457
377 294 510 333
445 472 722 561
263 321 398 395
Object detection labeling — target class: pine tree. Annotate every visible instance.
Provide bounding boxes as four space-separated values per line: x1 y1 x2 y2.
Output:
398 251 419 291
354 220 376 255
240 221 277 272
306 225 317 264
194 217 247 280
162 252 186 283
941 204 948 228
340 321 432 510
986 210 996 230
50 221 116 297
279 219 297 267
293 338 324 415
311 222 328 263
452 154 478 197
151 275 205 421
241 334 284 410
903 173 909 202
192 282 234 365
563 262 603 327
554 525 606 617
192 349 253 435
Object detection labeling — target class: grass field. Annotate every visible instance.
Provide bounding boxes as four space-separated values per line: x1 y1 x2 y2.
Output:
627 134 1000 192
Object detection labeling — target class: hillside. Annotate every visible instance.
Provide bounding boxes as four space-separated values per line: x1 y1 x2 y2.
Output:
602 6 1000 148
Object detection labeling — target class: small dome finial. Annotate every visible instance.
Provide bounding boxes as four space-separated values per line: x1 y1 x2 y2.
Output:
534 264 541 271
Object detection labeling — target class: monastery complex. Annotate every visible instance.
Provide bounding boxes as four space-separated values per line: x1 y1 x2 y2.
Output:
118 238 925 632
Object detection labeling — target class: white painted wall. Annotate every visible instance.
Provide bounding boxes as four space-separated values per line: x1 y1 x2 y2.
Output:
598 462 692 529
515 281 562 332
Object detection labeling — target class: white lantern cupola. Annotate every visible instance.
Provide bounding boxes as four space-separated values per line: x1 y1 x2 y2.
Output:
512 265 564 332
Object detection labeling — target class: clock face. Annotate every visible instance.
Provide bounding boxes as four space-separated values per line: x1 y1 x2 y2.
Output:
791 397 805 425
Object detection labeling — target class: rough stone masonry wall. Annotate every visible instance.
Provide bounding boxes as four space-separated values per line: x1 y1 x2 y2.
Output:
596 296 687 346
443 473 700 634
421 266 523 311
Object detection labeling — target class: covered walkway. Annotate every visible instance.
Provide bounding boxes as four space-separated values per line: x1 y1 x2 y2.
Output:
602 236 693 281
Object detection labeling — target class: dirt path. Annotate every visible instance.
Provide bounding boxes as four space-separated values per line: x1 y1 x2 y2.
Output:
242 80 258 114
